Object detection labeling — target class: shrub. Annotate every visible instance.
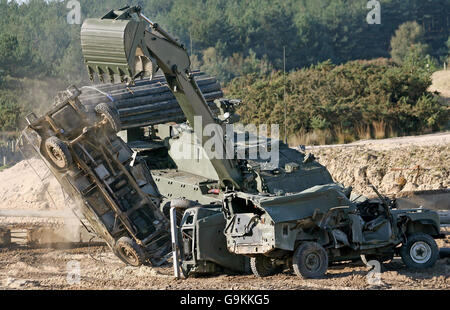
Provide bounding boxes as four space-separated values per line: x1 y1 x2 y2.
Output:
225 59 448 145
0 91 22 131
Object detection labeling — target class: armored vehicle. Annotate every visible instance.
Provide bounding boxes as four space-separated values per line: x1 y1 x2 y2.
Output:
22 85 171 266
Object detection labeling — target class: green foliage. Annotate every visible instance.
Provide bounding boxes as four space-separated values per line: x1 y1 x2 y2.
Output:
390 21 429 65
310 116 330 131
192 48 272 82
0 0 449 84
0 91 22 131
0 0 448 139
446 37 450 63
0 33 23 76
0 0 86 82
225 59 448 144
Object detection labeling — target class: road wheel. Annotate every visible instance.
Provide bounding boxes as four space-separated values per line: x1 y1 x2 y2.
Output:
400 233 438 269
95 103 121 133
250 255 280 277
114 236 146 267
292 242 328 279
44 136 72 170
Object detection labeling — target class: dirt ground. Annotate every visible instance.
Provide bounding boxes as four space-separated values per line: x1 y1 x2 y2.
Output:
429 69 450 101
0 229 448 290
0 133 449 290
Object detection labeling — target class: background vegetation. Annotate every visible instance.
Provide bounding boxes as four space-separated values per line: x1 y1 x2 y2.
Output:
0 0 449 143
226 58 447 144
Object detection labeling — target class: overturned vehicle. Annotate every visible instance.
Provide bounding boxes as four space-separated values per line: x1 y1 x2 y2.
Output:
22 86 171 266
223 184 444 278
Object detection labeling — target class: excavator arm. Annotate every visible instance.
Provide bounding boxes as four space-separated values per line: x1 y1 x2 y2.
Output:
81 5 243 190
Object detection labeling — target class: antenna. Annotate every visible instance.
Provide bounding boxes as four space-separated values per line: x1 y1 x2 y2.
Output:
283 46 287 145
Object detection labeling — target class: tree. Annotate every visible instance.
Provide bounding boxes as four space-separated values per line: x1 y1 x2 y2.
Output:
0 34 21 76
390 21 429 65
0 91 22 131
225 59 447 143
446 36 450 64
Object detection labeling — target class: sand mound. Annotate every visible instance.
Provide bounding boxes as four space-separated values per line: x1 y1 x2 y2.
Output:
429 70 450 99
312 144 449 197
0 158 66 210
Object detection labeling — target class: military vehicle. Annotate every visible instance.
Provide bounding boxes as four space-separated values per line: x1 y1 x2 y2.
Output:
223 184 444 278
22 85 171 267
24 5 443 277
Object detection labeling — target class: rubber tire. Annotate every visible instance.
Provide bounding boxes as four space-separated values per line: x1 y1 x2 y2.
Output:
114 236 146 267
95 103 121 133
44 136 72 170
400 233 439 270
250 256 280 277
292 242 328 279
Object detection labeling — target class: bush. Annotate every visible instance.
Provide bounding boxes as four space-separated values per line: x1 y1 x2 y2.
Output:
225 59 448 144
446 37 450 64
0 91 22 132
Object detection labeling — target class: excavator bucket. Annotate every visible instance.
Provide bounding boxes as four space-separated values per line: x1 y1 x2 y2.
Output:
81 7 156 84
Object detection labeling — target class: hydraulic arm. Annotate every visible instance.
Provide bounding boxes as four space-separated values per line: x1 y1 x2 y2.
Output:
81 5 243 190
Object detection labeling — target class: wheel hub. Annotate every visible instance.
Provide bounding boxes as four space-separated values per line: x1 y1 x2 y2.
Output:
121 245 138 264
50 148 62 160
410 241 431 264
305 253 320 271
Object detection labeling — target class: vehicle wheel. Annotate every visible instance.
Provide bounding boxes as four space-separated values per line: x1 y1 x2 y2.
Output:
400 233 438 269
44 136 72 170
250 256 280 277
292 242 328 279
95 103 121 133
114 236 146 267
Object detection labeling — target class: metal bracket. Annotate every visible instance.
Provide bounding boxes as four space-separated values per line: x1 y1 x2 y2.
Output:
170 206 181 279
